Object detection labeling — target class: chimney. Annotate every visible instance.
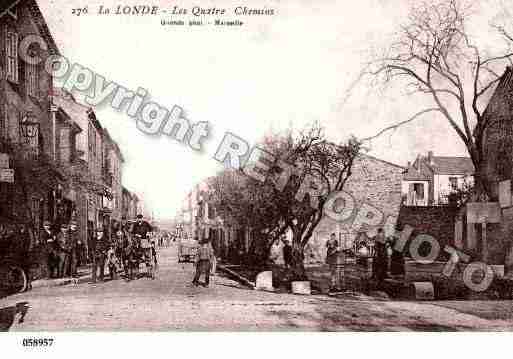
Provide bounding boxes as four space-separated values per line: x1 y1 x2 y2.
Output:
407 161 411 168
428 151 434 165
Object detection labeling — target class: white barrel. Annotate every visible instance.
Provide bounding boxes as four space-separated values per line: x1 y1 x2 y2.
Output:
291 281 311 295
411 282 434 300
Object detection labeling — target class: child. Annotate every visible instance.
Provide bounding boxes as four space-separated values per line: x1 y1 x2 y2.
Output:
151 241 158 272
106 246 119 281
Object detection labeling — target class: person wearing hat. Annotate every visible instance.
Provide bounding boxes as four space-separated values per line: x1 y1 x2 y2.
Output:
132 214 152 242
40 220 56 279
91 226 109 283
192 237 215 287
372 228 389 283
65 220 79 278
132 214 153 268
55 223 70 278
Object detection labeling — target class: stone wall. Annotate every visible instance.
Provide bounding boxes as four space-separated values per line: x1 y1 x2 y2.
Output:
396 205 458 261
305 155 404 263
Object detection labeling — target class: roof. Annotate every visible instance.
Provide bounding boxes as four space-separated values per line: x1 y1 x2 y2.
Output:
403 155 474 180
403 157 432 181
360 154 404 170
482 66 513 120
428 156 474 175
1 1 60 55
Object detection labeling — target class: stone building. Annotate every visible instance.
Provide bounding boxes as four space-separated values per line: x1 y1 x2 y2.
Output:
402 152 474 206
122 186 139 221
101 128 124 232
303 154 404 263
477 66 513 268
52 89 107 253
0 0 75 237
182 154 404 264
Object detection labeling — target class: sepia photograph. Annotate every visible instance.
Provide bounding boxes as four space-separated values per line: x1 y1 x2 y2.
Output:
1 0 513 354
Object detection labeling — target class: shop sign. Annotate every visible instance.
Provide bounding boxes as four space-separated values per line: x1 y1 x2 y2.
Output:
0 153 9 168
0 168 14 183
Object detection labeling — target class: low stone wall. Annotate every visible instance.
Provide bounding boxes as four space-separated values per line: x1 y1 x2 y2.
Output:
396 205 459 261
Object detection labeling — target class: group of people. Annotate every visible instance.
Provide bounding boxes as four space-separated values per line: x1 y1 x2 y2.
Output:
90 214 156 283
325 228 406 291
39 220 85 280
30 214 156 284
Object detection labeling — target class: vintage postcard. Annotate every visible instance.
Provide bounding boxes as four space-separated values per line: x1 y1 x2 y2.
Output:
1 0 513 351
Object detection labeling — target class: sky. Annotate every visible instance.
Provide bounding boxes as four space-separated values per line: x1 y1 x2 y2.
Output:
37 0 512 219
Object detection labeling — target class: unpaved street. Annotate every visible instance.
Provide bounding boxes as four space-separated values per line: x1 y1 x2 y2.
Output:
1 244 513 331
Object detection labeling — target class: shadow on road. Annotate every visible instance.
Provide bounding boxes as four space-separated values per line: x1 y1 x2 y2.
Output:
266 301 472 331
0 301 29 331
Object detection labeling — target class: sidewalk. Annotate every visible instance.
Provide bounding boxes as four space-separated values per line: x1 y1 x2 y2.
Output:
31 266 91 289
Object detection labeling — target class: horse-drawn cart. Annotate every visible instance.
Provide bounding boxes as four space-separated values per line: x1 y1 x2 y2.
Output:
0 218 36 295
177 238 198 263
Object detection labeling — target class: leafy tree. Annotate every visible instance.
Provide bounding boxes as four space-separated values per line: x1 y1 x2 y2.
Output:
208 123 361 280
262 124 360 280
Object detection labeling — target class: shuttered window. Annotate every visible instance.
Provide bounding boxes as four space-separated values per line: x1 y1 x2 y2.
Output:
5 31 19 83
26 62 38 97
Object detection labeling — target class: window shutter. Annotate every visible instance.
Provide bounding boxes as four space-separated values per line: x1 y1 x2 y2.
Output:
5 31 19 83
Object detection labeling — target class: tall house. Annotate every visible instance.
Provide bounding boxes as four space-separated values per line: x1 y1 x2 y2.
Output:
0 0 69 232
52 89 106 249
101 128 124 226
402 152 474 206
482 66 513 196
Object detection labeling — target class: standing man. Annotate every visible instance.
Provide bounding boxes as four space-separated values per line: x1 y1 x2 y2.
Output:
40 221 56 279
91 227 109 283
67 220 79 278
55 223 70 278
282 237 293 268
192 238 215 287
326 233 339 292
132 214 152 264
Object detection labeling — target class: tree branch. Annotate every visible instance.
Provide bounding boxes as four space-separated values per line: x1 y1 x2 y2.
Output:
361 108 441 142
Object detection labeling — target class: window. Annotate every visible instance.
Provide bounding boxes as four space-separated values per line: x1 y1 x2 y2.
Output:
5 31 19 83
26 61 39 97
413 183 424 200
0 104 6 140
449 177 458 191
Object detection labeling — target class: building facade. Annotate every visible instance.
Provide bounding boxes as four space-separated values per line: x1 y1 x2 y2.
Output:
402 151 474 206
0 0 71 239
179 154 404 264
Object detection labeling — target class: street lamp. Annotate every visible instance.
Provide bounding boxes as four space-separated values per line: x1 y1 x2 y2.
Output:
20 114 39 140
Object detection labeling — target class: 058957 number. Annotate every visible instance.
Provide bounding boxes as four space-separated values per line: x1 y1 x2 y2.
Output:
22 338 54 347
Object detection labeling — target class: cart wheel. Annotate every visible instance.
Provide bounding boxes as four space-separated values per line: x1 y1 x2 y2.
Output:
0 262 28 294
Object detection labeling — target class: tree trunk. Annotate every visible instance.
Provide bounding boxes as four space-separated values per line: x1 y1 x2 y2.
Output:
290 233 308 281
473 164 493 202
505 242 513 278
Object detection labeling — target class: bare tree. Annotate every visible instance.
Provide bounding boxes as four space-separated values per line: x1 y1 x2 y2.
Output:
361 0 513 199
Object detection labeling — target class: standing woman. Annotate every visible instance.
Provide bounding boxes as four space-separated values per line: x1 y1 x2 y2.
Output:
192 238 214 287
389 234 405 277
372 228 389 283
